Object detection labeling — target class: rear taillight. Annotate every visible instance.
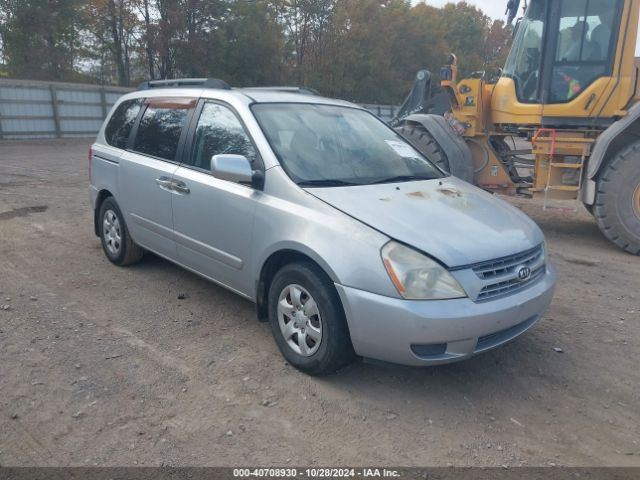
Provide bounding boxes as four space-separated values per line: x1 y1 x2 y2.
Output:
88 146 93 180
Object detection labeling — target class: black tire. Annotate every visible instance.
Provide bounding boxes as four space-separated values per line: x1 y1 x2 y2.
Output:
268 261 355 376
98 197 144 266
397 124 449 172
593 142 640 255
396 122 475 183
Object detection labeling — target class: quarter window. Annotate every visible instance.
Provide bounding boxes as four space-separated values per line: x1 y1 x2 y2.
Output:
105 99 143 149
134 104 190 161
189 103 256 170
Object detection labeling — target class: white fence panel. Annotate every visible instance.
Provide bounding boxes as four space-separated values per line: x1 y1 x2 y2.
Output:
0 79 399 139
0 79 131 139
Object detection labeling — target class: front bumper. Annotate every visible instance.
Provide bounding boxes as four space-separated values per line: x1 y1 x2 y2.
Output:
335 264 556 366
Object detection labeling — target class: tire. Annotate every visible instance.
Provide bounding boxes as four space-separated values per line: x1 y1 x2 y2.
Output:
593 142 640 255
268 261 355 376
397 124 449 172
396 123 475 183
98 197 144 266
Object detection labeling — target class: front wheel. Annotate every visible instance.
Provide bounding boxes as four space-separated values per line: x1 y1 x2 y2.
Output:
268 262 354 376
593 142 640 255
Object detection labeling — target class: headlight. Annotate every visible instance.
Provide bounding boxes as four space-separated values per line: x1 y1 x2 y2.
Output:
381 241 467 300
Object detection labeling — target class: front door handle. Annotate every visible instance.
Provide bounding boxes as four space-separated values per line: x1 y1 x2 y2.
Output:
172 181 190 195
584 93 596 111
155 176 173 190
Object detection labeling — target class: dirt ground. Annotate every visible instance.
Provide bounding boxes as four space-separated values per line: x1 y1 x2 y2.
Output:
0 139 638 467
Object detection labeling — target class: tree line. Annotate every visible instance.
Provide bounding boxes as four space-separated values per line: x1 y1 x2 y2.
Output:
0 0 512 104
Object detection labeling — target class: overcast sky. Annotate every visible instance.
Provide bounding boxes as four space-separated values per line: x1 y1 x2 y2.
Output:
417 0 509 21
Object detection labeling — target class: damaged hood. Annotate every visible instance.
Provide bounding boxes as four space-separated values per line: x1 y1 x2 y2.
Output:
306 177 544 268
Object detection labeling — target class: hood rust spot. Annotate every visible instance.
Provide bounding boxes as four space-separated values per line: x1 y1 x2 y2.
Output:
407 191 430 200
437 187 463 198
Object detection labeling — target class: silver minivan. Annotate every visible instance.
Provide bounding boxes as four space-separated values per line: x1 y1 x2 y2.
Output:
89 79 556 375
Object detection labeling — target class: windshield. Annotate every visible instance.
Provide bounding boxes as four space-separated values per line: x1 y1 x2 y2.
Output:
502 0 547 102
252 103 443 186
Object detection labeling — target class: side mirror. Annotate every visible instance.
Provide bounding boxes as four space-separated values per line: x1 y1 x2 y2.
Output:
211 154 264 188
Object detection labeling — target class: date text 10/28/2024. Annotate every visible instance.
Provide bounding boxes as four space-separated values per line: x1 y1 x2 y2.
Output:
233 468 401 478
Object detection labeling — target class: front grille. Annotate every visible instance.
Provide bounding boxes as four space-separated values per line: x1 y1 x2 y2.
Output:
472 244 545 302
477 265 545 301
472 244 543 280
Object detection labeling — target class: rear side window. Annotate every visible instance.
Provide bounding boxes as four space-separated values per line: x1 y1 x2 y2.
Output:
133 103 191 161
105 99 143 149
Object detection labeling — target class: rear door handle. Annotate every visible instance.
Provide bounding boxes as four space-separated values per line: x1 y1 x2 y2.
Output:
172 181 190 195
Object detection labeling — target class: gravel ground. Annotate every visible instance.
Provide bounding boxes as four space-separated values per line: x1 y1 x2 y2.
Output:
0 139 638 467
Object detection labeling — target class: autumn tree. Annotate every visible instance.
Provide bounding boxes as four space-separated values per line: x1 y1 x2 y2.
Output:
439 1 491 76
0 0 85 80
320 0 394 102
0 0 514 103
171 0 225 78
137 0 157 79
484 19 512 74
275 0 336 84
318 0 450 103
216 0 284 86
83 0 139 86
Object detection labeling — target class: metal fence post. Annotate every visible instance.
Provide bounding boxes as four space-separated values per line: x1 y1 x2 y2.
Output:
0 82 4 140
100 87 108 119
50 84 61 138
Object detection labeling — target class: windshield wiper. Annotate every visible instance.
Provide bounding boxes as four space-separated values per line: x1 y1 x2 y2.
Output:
297 179 360 187
371 175 437 185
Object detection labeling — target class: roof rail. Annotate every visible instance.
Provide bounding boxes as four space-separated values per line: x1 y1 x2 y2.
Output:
241 86 320 96
137 78 231 91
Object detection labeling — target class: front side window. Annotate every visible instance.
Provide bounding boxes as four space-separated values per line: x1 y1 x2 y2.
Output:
550 0 621 102
502 0 547 103
133 103 190 161
189 103 256 170
252 103 443 186
105 99 143 149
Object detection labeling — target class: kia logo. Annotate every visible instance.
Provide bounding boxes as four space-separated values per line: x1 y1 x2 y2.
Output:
516 266 531 282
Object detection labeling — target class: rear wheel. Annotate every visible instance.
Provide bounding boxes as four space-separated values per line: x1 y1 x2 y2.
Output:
593 142 640 255
268 262 354 376
98 197 144 266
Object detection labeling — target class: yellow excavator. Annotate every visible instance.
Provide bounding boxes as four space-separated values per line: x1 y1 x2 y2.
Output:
395 0 640 254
